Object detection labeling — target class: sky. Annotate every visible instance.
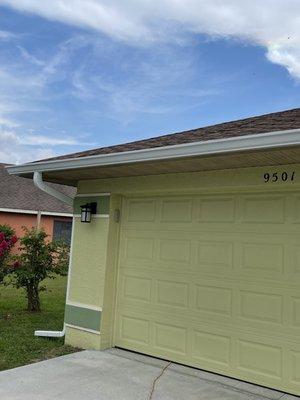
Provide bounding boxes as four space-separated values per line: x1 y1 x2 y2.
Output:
0 1 300 164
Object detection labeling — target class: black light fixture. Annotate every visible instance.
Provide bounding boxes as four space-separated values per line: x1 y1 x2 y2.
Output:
80 202 97 223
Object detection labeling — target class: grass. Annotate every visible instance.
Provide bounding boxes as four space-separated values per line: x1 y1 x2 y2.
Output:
0 276 79 371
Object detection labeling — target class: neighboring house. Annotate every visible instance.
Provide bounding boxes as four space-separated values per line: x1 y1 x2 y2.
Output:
0 164 75 243
7 108 300 396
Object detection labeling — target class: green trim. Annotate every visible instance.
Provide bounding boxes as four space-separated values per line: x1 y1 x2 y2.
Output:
74 196 110 215
65 304 101 332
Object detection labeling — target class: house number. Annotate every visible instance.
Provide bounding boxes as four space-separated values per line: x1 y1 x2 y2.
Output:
263 171 295 183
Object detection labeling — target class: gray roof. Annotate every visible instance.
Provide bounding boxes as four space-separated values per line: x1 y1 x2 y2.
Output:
0 164 75 213
41 108 300 162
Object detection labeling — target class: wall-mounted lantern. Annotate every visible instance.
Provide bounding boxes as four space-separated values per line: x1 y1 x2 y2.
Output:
80 202 97 223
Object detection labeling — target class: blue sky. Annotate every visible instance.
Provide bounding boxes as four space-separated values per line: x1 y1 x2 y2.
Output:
0 1 299 164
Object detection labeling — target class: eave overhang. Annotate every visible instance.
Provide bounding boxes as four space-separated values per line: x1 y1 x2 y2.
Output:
6 128 300 186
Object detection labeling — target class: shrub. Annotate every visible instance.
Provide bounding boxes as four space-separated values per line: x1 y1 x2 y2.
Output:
0 224 17 283
6 227 69 312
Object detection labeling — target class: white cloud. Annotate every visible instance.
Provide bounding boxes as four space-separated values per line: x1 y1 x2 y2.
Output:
0 116 19 128
0 130 55 164
0 34 93 163
0 1 299 78
0 147 56 165
0 29 16 40
69 39 222 124
0 129 84 164
18 133 82 146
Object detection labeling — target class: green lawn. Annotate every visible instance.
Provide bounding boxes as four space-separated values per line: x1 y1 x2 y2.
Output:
0 276 79 371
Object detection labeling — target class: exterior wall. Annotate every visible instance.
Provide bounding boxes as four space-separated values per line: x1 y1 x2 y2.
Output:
0 212 38 239
0 211 72 245
65 163 300 350
65 196 110 349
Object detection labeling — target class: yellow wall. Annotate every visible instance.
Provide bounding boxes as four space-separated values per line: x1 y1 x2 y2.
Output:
77 164 300 195
68 217 109 307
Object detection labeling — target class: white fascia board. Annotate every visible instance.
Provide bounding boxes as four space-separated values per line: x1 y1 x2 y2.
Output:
6 128 300 176
0 208 38 215
41 211 73 217
0 208 72 217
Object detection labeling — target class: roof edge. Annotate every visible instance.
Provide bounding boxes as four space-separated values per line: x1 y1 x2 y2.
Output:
0 207 73 217
7 128 300 176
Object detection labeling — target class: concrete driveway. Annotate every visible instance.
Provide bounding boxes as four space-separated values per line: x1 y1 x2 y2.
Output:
0 348 297 400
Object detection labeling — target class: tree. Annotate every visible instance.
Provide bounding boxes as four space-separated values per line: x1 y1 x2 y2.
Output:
0 224 17 283
7 227 69 312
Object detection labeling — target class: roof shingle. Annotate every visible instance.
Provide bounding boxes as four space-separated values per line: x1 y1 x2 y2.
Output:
0 164 75 213
43 108 300 162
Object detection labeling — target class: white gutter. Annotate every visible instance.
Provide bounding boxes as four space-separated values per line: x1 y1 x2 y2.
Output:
33 171 73 206
0 208 73 217
6 128 300 176
33 171 73 339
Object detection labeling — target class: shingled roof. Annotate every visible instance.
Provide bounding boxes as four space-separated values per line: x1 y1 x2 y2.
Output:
0 164 75 213
45 108 300 162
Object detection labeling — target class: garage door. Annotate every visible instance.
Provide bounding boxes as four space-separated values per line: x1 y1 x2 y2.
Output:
114 192 300 395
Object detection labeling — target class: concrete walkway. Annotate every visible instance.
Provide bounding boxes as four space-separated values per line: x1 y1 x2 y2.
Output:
0 348 298 400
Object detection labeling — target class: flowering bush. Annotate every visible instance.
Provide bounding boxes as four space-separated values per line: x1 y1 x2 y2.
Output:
8 227 69 312
0 225 17 283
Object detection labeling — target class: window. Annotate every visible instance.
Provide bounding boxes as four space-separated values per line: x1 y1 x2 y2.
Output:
53 220 72 245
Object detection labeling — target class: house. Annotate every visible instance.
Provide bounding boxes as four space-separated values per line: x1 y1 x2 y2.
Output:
0 163 75 243
7 108 300 396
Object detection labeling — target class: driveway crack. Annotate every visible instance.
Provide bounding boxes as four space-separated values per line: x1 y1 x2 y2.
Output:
146 361 172 400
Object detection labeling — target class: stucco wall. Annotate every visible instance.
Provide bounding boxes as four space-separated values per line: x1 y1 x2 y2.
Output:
0 211 71 245
65 196 110 349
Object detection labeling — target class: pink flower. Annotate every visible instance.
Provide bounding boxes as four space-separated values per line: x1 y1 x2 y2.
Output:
0 233 4 242
0 240 8 250
10 235 18 244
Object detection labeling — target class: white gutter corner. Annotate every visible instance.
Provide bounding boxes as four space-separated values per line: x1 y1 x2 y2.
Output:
33 171 73 206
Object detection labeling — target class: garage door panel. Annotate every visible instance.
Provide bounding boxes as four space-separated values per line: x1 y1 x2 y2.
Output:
118 314 150 347
115 193 300 395
289 350 300 386
121 274 152 303
155 279 189 309
121 231 298 282
291 195 300 224
159 239 192 264
197 240 234 270
240 195 286 224
154 322 188 356
118 267 299 333
125 198 156 222
289 244 300 274
116 310 294 386
236 339 283 380
240 242 284 273
192 329 232 368
194 284 233 317
198 196 236 223
290 296 300 329
123 235 155 262
160 198 193 223
238 290 283 325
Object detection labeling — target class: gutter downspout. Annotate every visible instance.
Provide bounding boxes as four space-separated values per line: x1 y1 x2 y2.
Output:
33 171 73 206
33 171 73 338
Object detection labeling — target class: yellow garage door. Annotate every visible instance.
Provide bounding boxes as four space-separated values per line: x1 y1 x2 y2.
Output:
114 192 300 395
